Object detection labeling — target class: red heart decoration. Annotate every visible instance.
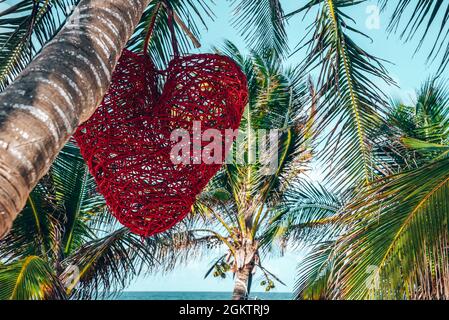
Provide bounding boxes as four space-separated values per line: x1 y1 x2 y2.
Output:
74 50 248 237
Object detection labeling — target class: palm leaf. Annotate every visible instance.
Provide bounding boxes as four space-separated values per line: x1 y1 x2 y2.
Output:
295 242 337 300
51 141 105 254
287 0 395 190
381 0 449 74
64 228 158 299
330 157 449 299
0 0 80 91
152 228 223 272
229 0 288 58
0 174 61 262
263 181 344 249
0 256 65 300
127 0 214 69
372 78 449 175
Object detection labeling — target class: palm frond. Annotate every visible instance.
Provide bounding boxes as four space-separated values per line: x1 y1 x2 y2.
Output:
329 157 449 299
0 0 80 91
0 175 61 262
151 228 222 272
229 0 288 58
64 228 157 299
127 0 214 69
0 256 66 300
51 141 105 254
288 0 395 191
294 241 337 300
261 181 344 252
372 77 449 175
381 0 449 74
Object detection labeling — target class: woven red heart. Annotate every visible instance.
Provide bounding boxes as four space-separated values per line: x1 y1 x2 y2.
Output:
74 50 248 237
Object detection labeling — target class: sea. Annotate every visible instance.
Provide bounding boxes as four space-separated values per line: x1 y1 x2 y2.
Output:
111 291 292 300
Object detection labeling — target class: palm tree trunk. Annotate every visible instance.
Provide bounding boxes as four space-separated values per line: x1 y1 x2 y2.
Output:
232 261 255 300
0 0 151 238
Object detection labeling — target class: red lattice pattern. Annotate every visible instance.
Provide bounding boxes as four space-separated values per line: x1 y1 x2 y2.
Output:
75 50 248 237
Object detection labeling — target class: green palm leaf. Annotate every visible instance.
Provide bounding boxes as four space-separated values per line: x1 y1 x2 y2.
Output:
381 0 449 74
0 256 65 300
372 78 449 175
127 0 214 68
229 0 288 58
333 157 449 299
64 228 158 299
287 0 394 190
295 241 337 300
0 0 80 91
0 174 61 262
51 141 105 254
264 181 343 248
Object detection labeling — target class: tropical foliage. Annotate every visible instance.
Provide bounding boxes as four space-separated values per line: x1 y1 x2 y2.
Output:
0 142 160 300
0 0 288 83
296 79 449 300
150 42 334 299
2 0 449 301
0 0 81 90
285 0 449 301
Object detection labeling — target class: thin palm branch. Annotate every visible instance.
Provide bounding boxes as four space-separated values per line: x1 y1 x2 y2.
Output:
287 0 395 190
0 0 80 91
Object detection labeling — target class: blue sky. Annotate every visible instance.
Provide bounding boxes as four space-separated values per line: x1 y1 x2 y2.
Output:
127 1 441 293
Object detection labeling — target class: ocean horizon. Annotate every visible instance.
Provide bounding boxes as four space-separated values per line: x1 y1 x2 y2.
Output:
110 291 292 300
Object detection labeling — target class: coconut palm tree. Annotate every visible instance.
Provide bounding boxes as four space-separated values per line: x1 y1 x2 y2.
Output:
279 0 449 300
0 141 162 299
0 0 289 238
1 0 447 243
2 0 449 300
380 0 449 75
148 42 338 300
295 79 449 300
282 0 449 197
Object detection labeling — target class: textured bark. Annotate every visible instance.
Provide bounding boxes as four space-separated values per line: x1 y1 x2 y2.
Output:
232 240 257 300
0 0 151 238
232 262 254 300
